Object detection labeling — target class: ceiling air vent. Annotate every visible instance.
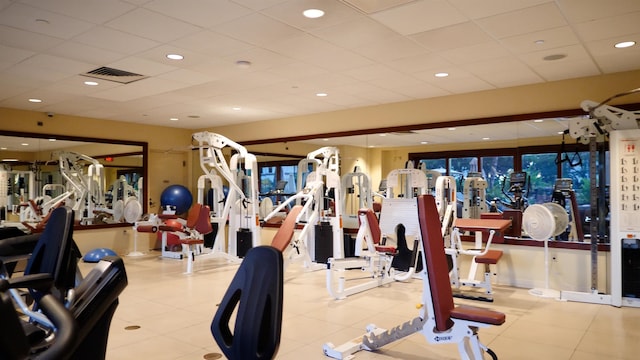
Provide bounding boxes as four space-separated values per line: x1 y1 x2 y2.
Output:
81 66 148 84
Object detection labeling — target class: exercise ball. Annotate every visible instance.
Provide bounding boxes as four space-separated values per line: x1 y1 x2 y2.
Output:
83 248 118 263
160 185 193 214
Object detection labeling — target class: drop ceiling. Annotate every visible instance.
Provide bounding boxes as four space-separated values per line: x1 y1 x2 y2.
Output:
0 0 638 137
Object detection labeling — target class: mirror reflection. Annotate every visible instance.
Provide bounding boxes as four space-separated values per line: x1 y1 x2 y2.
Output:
0 134 145 229
243 116 599 243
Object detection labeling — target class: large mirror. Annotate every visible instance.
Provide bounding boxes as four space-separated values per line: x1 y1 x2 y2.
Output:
233 111 601 244
0 131 147 229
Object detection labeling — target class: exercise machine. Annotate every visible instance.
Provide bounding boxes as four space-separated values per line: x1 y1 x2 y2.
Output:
191 132 261 263
562 89 640 306
500 171 529 211
550 178 583 241
325 167 427 299
265 147 343 270
323 195 505 360
447 217 510 302
340 166 373 231
461 174 487 219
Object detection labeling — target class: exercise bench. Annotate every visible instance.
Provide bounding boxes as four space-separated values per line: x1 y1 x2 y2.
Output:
323 195 505 360
448 217 511 301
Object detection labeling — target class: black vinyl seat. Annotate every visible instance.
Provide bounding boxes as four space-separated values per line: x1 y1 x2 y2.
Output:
211 245 284 360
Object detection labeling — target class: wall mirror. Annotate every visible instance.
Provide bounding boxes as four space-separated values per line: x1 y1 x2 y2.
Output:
0 131 147 229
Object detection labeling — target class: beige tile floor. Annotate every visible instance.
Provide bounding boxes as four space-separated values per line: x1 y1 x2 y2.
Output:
94 252 640 360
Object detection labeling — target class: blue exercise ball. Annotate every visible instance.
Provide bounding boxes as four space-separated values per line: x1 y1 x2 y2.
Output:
83 248 117 263
160 184 193 214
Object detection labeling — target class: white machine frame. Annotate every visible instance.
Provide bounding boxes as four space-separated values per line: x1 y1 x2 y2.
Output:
264 146 343 271
562 92 640 306
187 132 261 266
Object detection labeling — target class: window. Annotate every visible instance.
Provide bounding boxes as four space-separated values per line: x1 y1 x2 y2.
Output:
481 155 514 203
521 152 557 205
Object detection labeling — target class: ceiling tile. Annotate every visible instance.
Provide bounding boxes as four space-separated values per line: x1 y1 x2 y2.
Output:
73 26 160 55
310 16 397 48
462 56 544 87
170 30 254 58
556 0 640 23
410 21 494 52
105 8 201 42
439 41 511 65
450 0 553 19
585 35 640 74
499 26 580 54
572 11 640 42
261 0 361 31
212 12 301 47
45 41 126 66
371 0 468 35
22 0 136 24
519 44 600 80
90 77 191 101
352 35 427 62
0 3 94 39
476 2 566 39
144 0 252 28
384 53 454 75
0 25 64 52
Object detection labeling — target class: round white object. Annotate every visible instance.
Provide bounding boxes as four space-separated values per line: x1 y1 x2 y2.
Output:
123 198 143 223
522 203 569 240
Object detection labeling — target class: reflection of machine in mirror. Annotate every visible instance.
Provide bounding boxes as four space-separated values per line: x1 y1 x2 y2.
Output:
0 132 145 229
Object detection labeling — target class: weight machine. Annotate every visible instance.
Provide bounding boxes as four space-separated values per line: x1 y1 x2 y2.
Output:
325 167 428 299
461 174 487 219
562 88 640 307
500 171 529 211
21 151 106 227
265 147 343 271
550 178 584 241
190 132 261 264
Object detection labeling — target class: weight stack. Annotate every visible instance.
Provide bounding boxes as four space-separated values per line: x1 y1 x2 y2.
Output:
203 222 219 248
622 239 640 298
314 222 333 263
236 228 253 258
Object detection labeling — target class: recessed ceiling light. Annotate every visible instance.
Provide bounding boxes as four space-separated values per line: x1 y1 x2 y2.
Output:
28 98 42 103
614 41 636 48
448 127 456 131
434 72 449 78
0 147 6 150
322 138 329 141
543 54 567 61
303 9 325 18
166 54 184 60
84 81 99 86
534 39 545 45
557 131 565 134
420 141 428 145
48 138 56 142
316 92 328 97
534 119 544 123
2 159 18 162
236 60 251 68
379 134 387 137
169 117 179 121
482 137 490 140
232 107 241 111
21 143 29 146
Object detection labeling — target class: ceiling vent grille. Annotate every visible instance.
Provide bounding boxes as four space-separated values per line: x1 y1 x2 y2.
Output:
81 66 148 84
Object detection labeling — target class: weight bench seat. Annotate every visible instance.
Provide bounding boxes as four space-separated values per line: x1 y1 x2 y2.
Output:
358 208 396 254
474 249 503 265
450 304 505 326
